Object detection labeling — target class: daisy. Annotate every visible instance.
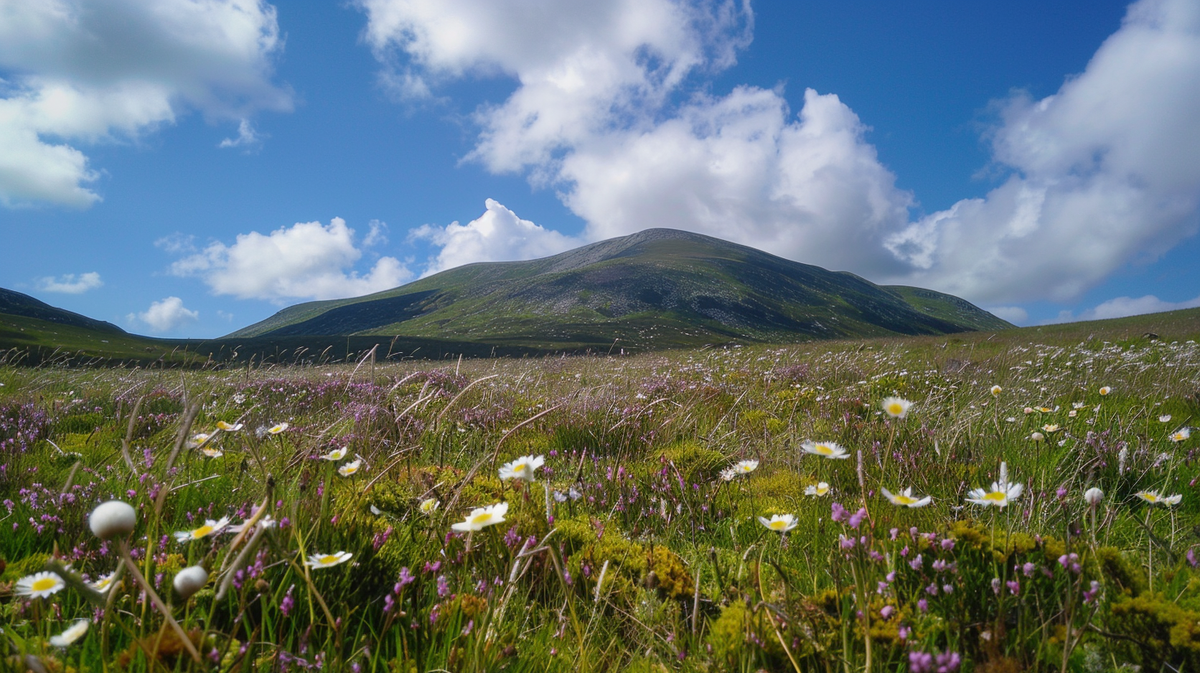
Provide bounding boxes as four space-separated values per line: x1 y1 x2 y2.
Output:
200 446 223 458
1036 407 1054 413
1171 428 1191 443
419 498 440 514
726 460 759 478
321 447 347 461
268 422 289 435
1099 386 1111 396
1136 490 1182 506
90 572 117 594
1042 424 1060 433
990 385 1002 396
49 620 89 647
306 551 353 569
882 487 932 508
174 516 230 543
965 463 1023 508
801 441 849 459
338 459 362 477
804 482 830 497
451 502 509 532
187 433 213 449
882 397 913 419
15 571 65 598
1159 415 1172 423
758 514 798 533
216 421 243 431
498 455 545 482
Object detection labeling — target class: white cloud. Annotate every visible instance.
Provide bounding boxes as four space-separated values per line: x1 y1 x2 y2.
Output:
1049 293 1200 324
985 306 1028 325
34 271 102 294
128 296 198 333
886 0 1200 304
168 217 412 302
218 119 263 149
0 0 290 208
364 0 1200 311
411 199 582 276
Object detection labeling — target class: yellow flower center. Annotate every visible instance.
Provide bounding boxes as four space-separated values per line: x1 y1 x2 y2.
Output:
32 577 59 592
769 520 787 530
192 525 214 538
982 491 1007 502
815 486 828 495
1142 493 1158 502
471 512 493 525
513 463 526 472
887 403 903 415
894 495 916 505
814 444 833 455
343 465 358 474
319 555 338 565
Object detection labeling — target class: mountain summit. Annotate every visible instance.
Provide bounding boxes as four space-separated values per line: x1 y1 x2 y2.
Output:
229 229 1010 350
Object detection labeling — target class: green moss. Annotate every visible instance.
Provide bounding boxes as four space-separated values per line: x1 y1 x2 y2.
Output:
1096 546 1148 596
1109 594 1200 671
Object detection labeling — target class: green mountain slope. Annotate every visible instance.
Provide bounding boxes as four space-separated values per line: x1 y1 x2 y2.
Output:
230 229 1011 349
0 288 125 334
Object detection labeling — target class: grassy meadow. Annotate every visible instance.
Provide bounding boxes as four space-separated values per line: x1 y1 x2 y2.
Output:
3 311 1200 672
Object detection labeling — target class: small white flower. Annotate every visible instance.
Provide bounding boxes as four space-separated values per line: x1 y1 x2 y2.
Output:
451 502 509 532
804 482 830 497
216 421 243 431
1159 415 1172 423
174 516 230 543
1083 487 1104 507
49 620 89 647
338 459 362 477
758 514 798 533
90 571 117 594
186 433 213 448
965 463 1023 508
89 500 137 540
321 447 347 461
499 455 545 482
306 551 352 569
1030 432 1045 442
882 397 913 419
1171 428 1191 443
801 441 849 459
419 498 440 514
882 487 932 508
200 446 223 458
268 422 289 435
990 385 1002 396
723 460 758 479
1137 490 1182 507
1099 386 1111 396
15 571 65 598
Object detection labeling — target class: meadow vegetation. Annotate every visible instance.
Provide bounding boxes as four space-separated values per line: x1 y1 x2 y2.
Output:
2 314 1200 672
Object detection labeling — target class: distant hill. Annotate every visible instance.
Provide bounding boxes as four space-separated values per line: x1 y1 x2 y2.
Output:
230 229 1011 349
0 288 125 334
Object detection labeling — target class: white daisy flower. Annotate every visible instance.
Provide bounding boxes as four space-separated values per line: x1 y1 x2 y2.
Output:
882 487 932 508
801 441 849 459
216 421 243 431
965 462 1023 508
49 620 89 647
186 433 213 449
1137 490 1182 507
451 502 509 532
338 459 362 477
1099 386 1111 396
419 498 440 514
321 447 347 461
990 385 1002 396
15 571 65 598
882 397 913 419
1159 415 1172 423
268 422 289 435
90 572 117 594
757 514 798 533
174 516 230 543
306 551 352 569
1171 428 1191 443
804 482 830 497
498 455 545 482
200 446 223 458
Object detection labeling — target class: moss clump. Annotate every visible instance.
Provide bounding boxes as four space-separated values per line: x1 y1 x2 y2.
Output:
656 440 724 482
0 553 51 582
1096 546 1148 597
1109 594 1200 670
646 545 692 599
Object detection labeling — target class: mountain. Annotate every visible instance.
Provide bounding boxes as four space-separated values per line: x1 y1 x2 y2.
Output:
0 288 125 334
229 229 1011 350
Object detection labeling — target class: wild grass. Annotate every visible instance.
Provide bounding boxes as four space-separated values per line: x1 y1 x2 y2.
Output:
2 315 1200 672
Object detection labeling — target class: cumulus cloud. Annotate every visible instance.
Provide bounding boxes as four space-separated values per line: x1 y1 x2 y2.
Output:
411 199 582 276
0 0 290 208
218 119 263 149
363 0 1200 311
128 296 198 333
34 271 102 294
886 0 1200 304
168 217 412 302
1049 294 1200 324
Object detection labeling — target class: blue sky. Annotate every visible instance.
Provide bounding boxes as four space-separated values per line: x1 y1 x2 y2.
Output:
3 0 1199 337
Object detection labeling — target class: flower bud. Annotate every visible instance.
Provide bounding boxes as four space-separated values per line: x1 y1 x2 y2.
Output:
1084 487 1104 507
1030 432 1044 442
173 566 209 599
89 501 136 540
